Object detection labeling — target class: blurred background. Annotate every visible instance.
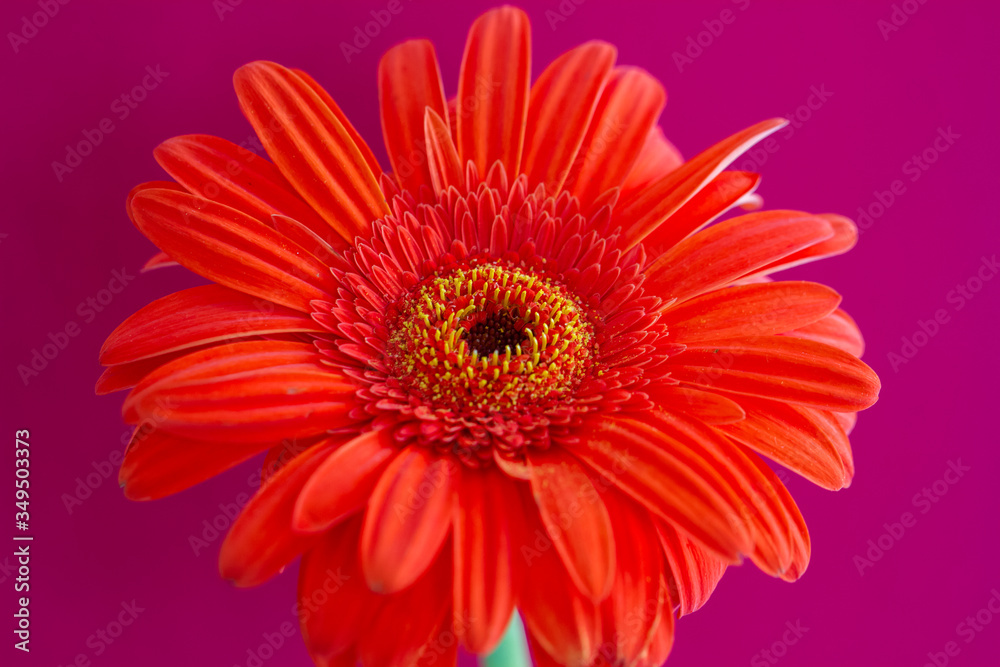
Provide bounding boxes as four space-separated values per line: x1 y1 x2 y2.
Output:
1 0 997 665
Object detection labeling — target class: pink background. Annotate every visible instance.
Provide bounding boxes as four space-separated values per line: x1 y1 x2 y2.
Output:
2 0 998 665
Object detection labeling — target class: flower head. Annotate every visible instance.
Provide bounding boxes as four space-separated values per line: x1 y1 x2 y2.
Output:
100 6 879 666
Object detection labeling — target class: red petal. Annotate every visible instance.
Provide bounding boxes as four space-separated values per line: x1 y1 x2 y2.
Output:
564 67 665 208
97 346 212 395
129 188 338 311
655 520 727 616
637 170 761 255
527 449 615 601
522 41 617 193
644 385 746 425
621 126 684 196
379 39 449 192
101 285 323 365
153 134 329 233
119 427 263 501
718 396 854 490
142 251 177 271
747 213 858 278
293 429 397 532
356 549 453 667
598 491 667 665
517 490 601 667
456 6 531 177
644 210 834 304
233 61 389 244
615 118 786 247
662 281 842 344
424 108 464 195
567 415 752 561
453 469 517 653
360 447 456 593
292 68 383 178
298 517 379 662
123 341 357 442
669 336 880 411
785 308 865 357
219 439 338 586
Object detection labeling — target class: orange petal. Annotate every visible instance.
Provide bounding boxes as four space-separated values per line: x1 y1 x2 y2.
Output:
567 415 752 561
527 449 615 601
101 285 323 365
517 488 601 667
564 67 665 208
293 429 397 532
153 134 330 235
129 188 338 311
360 447 456 593
718 396 854 490
379 39 449 192
747 213 858 278
456 6 531 177
669 337 880 412
119 427 263 501
522 41 617 193
655 519 728 616
621 126 684 196
219 438 338 586
785 308 865 357
233 61 388 244
298 517 379 663
615 118 786 247
123 341 357 442
645 210 835 304
453 468 517 653
662 281 842 343
644 385 746 425
424 108 464 195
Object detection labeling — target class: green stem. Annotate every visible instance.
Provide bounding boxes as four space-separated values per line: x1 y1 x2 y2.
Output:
482 611 531 667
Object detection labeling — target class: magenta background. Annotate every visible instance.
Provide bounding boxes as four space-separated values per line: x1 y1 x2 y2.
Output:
2 0 998 665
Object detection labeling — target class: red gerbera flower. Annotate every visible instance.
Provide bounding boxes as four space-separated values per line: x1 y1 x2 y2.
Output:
99 6 880 666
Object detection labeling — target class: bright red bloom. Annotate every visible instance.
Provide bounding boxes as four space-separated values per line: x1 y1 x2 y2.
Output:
100 6 879 666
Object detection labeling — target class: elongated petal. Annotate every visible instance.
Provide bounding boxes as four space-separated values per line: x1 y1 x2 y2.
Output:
655 520 727 616
638 170 761 255
298 517 379 661
101 285 323 365
119 427 262 501
219 439 338 586
123 341 358 442
567 415 752 561
234 61 388 244
615 119 786 247
621 126 684 196
361 447 456 593
294 429 397 532
357 550 453 667
634 410 802 577
293 68 383 178
522 41 616 193
599 491 666 665
669 337 880 411
518 491 601 667
718 396 854 490
153 134 329 233
785 308 865 357
424 108 464 194
644 385 746 425
527 449 615 601
747 213 858 278
453 469 517 653
662 281 841 344
379 39 449 192
129 188 338 311
457 6 531 177
565 67 665 207
645 211 834 304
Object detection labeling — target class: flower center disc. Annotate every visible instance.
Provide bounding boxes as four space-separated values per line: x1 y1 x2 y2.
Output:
386 261 595 413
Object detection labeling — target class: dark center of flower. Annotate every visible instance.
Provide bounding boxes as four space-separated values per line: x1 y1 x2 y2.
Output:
385 260 595 412
462 309 527 356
